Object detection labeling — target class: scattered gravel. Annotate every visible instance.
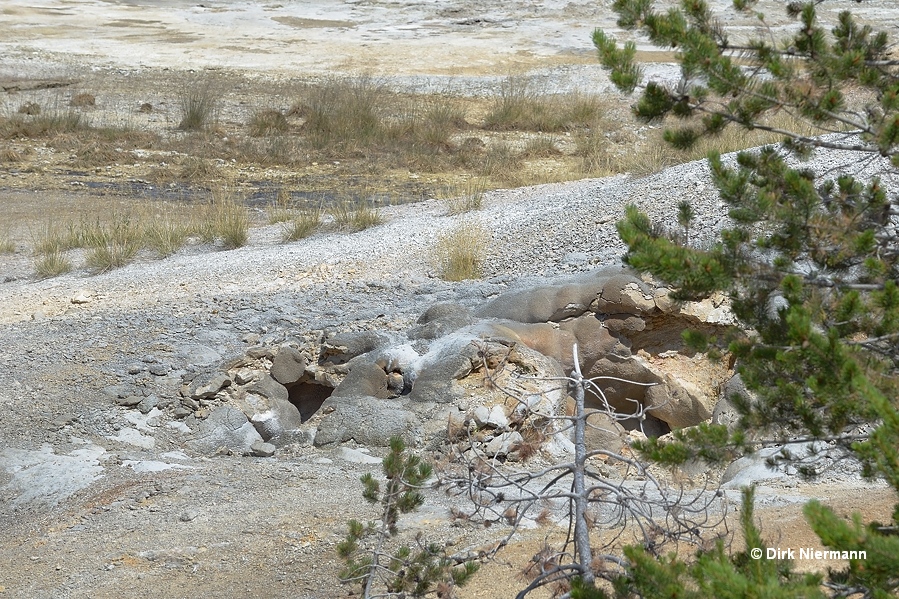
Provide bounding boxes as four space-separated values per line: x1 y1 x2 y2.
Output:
2 126 897 599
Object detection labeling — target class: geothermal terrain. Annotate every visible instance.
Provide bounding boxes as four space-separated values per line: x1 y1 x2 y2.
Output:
1 2 898 598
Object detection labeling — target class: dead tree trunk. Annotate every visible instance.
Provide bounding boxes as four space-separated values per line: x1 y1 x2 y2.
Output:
571 344 595 587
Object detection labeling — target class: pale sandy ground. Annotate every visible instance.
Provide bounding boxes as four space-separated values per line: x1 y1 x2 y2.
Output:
3 0 896 78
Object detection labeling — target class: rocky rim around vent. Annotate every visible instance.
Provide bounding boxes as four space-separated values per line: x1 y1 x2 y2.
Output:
161 268 735 462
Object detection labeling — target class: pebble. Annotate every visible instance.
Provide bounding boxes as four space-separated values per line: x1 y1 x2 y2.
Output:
251 441 276 458
71 290 93 304
179 509 199 522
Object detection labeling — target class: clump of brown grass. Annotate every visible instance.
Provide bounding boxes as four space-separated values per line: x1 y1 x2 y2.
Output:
0 147 26 163
442 177 488 215
521 135 562 158
26 202 207 277
389 93 467 153
249 108 289 137
575 130 617 175
178 156 218 180
621 139 684 178
144 215 189 257
421 95 468 137
478 141 521 179
329 200 383 232
267 188 295 224
70 93 96 108
196 188 249 249
296 75 387 149
34 249 72 278
281 207 322 242
49 126 158 168
31 222 73 255
434 219 489 281
82 213 142 273
85 241 139 273
71 141 120 167
290 76 469 170
177 77 222 131
484 76 604 132
18 102 41 116
620 110 824 177
0 110 85 139
0 230 15 254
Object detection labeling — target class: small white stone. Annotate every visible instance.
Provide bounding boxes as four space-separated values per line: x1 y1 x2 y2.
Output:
485 431 523 456
485 405 509 429
71 290 93 304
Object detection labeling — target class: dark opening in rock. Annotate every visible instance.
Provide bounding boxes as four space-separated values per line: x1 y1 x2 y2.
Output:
584 389 671 439
286 382 333 422
618 413 671 438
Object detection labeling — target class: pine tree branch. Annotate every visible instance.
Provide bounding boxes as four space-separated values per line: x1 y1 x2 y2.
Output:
751 433 871 446
846 331 899 345
692 103 880 153
720 44 899 67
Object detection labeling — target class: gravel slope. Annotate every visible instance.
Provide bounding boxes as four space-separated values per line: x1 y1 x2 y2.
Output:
1 144 897 599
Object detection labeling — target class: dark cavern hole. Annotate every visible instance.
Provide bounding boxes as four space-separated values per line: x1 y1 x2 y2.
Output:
286 382 334 422
584 387 671 438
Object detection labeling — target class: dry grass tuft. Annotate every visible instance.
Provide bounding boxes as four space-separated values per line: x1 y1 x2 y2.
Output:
25 201 209 277
435 219 489 281
178 78 222 131
31 222 72 255
82 213 143 273
72 141 120 167
85 240 139 273
0 147 26 163
17 102 41 116
621 111 824 177
622 140 684 178
442 177 488 215
70 93 96 108
521 135 562 158
2 73 840 281
575 130 618 175
423 94 468 132
329 200 383 232
0 231 15 254
1 110 85 139
289 76 468 171
34 249 72 278
144 215 189 257
297 75 387 149
177 156 218 181
478 141 521 179
281 207 322 241
484 76 604 132
267 189 296 224
197 189 250 249
249 108 289 137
